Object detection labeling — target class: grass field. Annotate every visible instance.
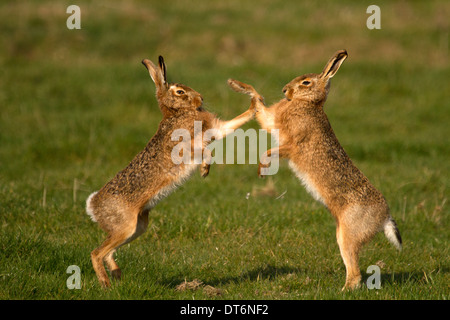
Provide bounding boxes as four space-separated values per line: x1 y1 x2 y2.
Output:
0 0 449 300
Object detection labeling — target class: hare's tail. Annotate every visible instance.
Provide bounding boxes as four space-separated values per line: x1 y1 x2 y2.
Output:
383 217 402 251
86 191 99 223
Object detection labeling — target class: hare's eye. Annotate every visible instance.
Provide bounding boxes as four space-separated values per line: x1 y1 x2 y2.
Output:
301 80 311 86
176 90 185 95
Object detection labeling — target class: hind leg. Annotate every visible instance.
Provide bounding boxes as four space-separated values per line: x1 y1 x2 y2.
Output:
336 223 363 290
92 210 150 288
105 209 150 280
91 229 134 288
335 204 389 290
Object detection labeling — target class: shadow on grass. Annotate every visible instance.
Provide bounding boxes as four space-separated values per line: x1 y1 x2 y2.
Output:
163 266 450 290
361 266 450 290
162 264 308 289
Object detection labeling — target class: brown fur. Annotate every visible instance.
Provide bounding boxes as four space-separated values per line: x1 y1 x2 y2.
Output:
228 50 402 290
87 56 255 288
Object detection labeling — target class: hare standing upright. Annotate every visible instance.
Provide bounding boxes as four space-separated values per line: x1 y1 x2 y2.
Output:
87 56 255 288
228 50 402 290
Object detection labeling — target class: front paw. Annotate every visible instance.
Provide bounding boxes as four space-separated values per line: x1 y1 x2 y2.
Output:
257 162 269 178
201 163 210 178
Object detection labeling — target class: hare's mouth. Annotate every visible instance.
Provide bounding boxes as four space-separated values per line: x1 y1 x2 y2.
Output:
195 96 204 108
283 88 293 101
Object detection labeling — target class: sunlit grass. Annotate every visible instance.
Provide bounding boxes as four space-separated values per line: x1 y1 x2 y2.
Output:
0 0 448 300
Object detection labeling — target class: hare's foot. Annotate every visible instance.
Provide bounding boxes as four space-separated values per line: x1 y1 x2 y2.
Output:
105 250 122 280
341 275 362 291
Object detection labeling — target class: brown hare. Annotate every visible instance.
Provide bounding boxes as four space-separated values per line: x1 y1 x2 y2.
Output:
87 56 255 288
228 50 402 290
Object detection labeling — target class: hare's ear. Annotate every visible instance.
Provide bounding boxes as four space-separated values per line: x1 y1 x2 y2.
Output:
158 56 167 85
320 50 348 80
142 58 167 93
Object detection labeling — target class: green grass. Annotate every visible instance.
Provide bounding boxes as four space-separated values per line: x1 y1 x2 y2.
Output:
0 0 449 300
